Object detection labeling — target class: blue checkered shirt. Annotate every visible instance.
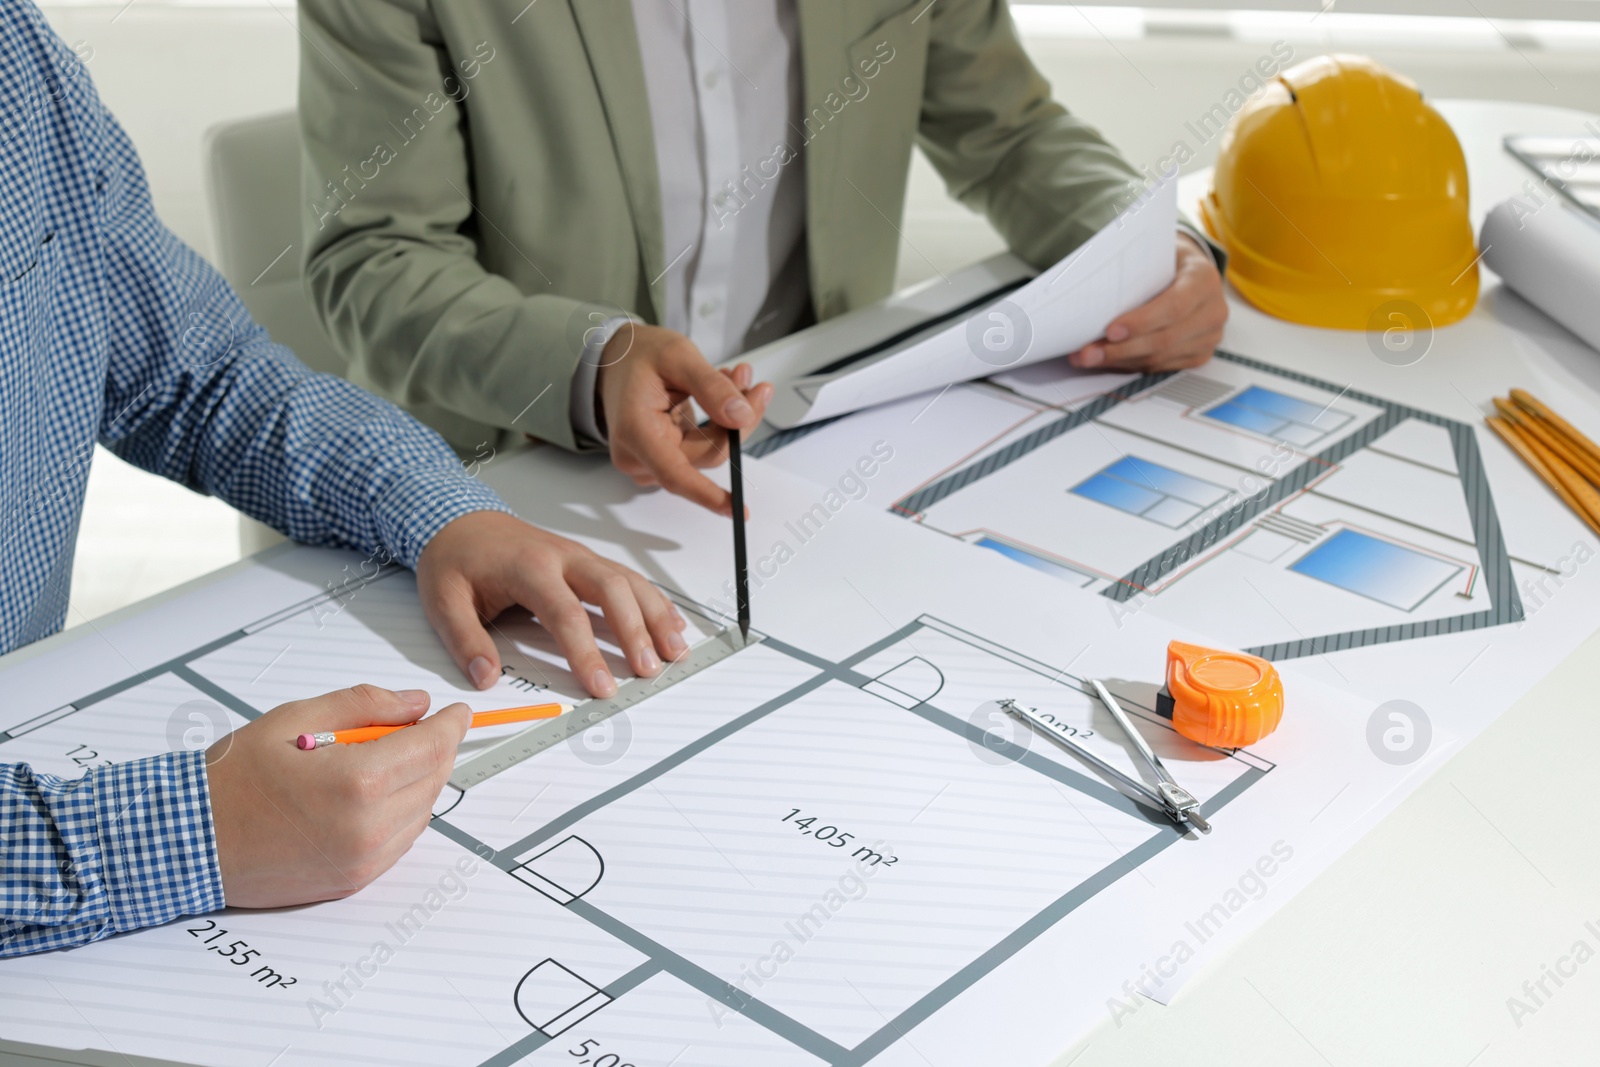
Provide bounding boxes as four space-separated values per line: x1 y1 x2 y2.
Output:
0 3 509 957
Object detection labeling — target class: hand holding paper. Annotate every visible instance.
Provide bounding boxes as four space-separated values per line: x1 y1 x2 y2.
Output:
1068 231 1227 372
764 178 1185 428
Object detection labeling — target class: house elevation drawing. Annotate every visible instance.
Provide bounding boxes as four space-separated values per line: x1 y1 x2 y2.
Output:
755 351 1525 662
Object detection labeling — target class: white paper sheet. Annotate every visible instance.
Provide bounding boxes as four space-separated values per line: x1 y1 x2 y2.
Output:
0 446 1447 1067
9 280 1593 1064
763 180 1178 428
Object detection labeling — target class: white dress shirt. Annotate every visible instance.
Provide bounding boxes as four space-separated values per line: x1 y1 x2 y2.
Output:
572 0 810 443
571 0 1209 442
633 0 811 358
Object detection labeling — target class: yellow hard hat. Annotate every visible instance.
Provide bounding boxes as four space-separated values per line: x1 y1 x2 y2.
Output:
1200 54 1479 331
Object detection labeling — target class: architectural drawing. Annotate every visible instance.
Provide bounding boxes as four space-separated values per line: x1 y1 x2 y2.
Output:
756 351 1524 662
0 576 1270 1067
6 337 1596 1066
434 613 1268 1065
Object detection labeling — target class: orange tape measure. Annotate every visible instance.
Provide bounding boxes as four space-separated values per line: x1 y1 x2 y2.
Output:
1158 640 1284 748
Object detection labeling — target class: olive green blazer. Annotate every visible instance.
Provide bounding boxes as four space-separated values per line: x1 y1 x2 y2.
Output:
297 0 1146 453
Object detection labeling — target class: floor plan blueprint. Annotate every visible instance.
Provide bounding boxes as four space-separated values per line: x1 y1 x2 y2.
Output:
8 340 1581 1066
438 615 1267 1065
0 566 1271 1067
756 350 1527 664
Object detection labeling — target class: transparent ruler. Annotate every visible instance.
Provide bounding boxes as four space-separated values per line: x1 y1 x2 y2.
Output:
449 628 762 789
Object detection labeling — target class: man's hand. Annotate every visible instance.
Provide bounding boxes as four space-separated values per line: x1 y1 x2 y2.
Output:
1068 233 1227 372
208 686 468 909
415 510 688 698
597 324 773 516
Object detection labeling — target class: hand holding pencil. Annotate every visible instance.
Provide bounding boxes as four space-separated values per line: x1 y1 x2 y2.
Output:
207 686 473 910
297 701 566 749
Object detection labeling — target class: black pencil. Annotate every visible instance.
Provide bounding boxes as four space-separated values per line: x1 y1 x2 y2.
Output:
728 425 750 641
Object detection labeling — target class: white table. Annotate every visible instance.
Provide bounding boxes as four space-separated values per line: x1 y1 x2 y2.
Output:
1 100 1596 1067
1052 100 1600 1067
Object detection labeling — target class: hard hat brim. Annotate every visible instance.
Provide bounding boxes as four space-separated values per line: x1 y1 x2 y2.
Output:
1202 192 1480 331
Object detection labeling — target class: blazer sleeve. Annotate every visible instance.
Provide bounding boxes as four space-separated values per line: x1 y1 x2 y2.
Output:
296 0 591 451
914 0 1152 270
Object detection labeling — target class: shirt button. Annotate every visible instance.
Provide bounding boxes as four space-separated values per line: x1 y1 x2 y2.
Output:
698 299 721 319
702 69 721 90
712 191 730 208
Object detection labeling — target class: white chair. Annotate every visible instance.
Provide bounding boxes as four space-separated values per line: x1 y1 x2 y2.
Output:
202 110 341 556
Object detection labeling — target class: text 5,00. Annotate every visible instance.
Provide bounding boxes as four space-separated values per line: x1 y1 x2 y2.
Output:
568 1037 635 1066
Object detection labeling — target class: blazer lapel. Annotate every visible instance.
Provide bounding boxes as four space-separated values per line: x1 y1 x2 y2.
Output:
567 0 664 321
795 0 846 316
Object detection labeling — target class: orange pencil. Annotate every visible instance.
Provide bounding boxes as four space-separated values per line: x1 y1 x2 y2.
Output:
1493 398 1600 486
1491 417 1600 535
1510 389 1600 471
296 702 565 750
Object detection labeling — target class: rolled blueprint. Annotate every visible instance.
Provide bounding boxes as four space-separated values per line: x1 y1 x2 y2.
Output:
1481 197 1600 352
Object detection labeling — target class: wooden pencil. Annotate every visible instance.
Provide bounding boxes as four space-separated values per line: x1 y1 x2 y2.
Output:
1510 389 1600 472
1486 416 1597 533
1488 416 1600 535
296 702 566 749
1493 397 1600 486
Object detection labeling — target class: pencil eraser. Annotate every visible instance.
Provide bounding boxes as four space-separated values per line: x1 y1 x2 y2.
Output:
296 733 316 750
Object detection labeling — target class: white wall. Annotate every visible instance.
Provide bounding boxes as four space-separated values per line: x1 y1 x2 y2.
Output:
40 3 1600 273
39 5 299 265
905 16 1600 287
38 2 1600 625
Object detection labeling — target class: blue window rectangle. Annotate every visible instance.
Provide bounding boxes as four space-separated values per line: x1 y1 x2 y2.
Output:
975 538 1096 586
1229 385 1327 425
1203 385 1351 444
1102 457 1228 506
1289 529 1462 611
1205 399 1285 436
1072 472 1163 515
1071 457 1228 528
